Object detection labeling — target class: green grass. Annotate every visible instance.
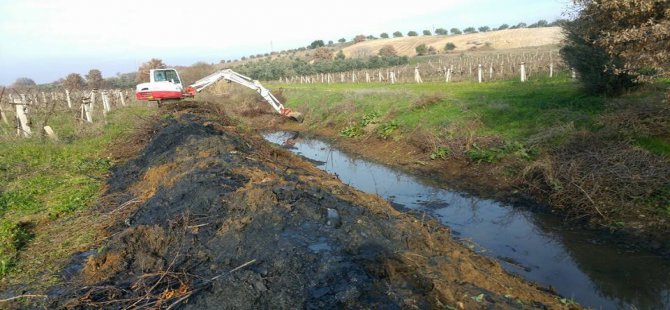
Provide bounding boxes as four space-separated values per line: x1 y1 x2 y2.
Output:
0 104 155 278
636 136 670 157
271 75 605 142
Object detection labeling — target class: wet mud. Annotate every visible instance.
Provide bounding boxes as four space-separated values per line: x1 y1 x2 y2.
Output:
46 102 567 309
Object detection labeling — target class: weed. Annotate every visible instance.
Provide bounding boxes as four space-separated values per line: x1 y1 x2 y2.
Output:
466 144 500 163
0 219 33 277
430 147 450 160
340 125 364 138
377 121 398 140
360 111 380 126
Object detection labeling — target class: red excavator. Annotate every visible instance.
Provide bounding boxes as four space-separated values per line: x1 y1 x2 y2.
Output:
135 68 303 122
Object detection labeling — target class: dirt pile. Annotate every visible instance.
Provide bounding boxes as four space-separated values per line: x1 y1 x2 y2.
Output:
47 102 567 309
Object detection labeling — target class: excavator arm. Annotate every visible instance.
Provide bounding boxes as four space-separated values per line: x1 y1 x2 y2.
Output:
186 69 303 122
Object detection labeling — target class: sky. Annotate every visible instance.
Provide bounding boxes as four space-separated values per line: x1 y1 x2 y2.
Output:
0 0 570 85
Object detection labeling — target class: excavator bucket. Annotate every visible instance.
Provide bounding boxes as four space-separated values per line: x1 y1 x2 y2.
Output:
287 111 304 123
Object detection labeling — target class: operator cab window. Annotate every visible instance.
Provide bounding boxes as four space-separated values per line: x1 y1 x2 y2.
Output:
154 70 167 82
165 70 181 84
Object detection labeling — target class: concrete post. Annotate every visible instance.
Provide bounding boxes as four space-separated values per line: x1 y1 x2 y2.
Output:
520 62 526 82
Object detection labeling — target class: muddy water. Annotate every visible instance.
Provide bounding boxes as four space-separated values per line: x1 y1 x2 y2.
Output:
264 132 670 310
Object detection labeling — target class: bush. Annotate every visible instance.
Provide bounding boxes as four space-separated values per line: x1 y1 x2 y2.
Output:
380 33 389 39
392 31 403 38
444 42 456 51
338 38 346 43
415 44 428 56
435 28 448 35
309 40 325 49
407 31 418 36
561 19 635 95
498 24 509 30
478 26 490 32
450 28 462 35
378 45 398 57
353 35 366 43
423 30 431 36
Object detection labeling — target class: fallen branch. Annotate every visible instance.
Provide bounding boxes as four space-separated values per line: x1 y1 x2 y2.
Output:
0 294 47 303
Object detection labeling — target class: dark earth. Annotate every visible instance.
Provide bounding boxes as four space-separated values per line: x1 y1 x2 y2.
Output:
42 102 568 309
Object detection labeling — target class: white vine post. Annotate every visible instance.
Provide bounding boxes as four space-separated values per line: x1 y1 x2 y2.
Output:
43 125 58 140
65 89 72 108
81 93 93 123
15 97 31 137
118 90 126 106
478 64 483 83
365 71 370 83
550 63 554 78
90 90 96 112
390 71 396 84
520 62 527 82
489 63 493 80
414 66 423 84
101 91 111 113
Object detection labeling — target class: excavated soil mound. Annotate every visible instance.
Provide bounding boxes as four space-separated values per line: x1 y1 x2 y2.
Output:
48 102 567 309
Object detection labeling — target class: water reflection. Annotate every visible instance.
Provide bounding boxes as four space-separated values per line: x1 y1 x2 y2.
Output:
264 132 670 309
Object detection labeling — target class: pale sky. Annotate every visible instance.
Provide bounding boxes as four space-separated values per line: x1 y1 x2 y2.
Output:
0 0 569 85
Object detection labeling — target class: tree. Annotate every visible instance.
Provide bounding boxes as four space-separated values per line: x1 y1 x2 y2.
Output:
450 28 462 35
498 24 509 30
313 47 333 60
63 73 85 90
561 0 669 93
86 69 104 89
528 19 548 28
444 42 456 51
328 40 334 45
309 40 325 49
463 27 477 34
136 58 167 83
415 44 428 56
11 77 36 89
422 30 432 36
380 32 389 38
353 35 366 44
435 28 448 35
335 50 345 60
515 22 527 28
407 31 418 36
338 38 346 43
392 31 403 37
478 26 490 32
378 45 398 57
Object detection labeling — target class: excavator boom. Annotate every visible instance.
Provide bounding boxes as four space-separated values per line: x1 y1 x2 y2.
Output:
136 68 303 122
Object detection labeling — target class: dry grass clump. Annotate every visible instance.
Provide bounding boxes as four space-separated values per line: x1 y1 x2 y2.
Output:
410 93 445 111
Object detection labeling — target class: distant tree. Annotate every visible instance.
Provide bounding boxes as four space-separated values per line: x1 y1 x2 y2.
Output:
328 40 334 45
498 23 509 30
136 58 167 83
63 73 85 90
241 56 247 60
415 43 428 56
407 31 418 36
444 42 456 51
338 38 346 43
549 19 567 27
335 50 346 60
450 28 462 35
435 28 448 35
463 27 477 34
422 30 432 36
85 69 104 89
178 62 214 86
380 32 389 38
11 77 36 89
516 22 527 28
309 40 325 49
478 26 491 32
313 47 333 60
366 35 377 40
353 35 366 43
392 31 403 37
378 45 398 57
529 19 548 28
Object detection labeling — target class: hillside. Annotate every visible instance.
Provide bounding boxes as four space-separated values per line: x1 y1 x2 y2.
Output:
341 27 564 58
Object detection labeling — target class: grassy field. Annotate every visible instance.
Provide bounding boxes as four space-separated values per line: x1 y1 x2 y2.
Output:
261 75 670 240
0 104 155 283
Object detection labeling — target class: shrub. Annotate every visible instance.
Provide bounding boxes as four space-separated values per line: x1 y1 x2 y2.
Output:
422 30 432 36
498 24 509 30
415 44 428 56
338 38 346 43
309 40 325 49
392 31 403 37
378 45 398 57
380 32 389 38
450 28 462 35
478 26 490 32
407 31 418 36
435 28 448 35
463 27 477 34
445 42 456 51
353 35 366 43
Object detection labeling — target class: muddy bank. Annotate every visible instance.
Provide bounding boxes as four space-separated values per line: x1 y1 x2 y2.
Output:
43 102 566 309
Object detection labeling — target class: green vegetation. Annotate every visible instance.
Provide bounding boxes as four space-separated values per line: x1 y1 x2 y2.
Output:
0 105 155 278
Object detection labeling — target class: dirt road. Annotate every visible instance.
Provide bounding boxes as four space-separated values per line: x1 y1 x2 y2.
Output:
46 102 568 309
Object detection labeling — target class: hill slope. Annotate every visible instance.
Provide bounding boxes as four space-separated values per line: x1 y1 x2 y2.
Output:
341 27 564 57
